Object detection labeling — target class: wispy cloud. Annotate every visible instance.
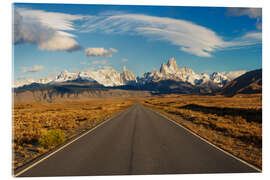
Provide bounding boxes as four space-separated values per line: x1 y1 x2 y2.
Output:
21 65 44 73
227 8 262 18
13 8 83 51
227 8 262 30
223 32 262 50
85 48 112 57
13 8 262 57
80 13 262 57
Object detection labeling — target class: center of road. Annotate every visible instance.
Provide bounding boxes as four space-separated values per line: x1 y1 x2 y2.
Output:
15 103 260 177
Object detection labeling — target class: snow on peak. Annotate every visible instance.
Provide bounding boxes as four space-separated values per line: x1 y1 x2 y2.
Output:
87 67 122 86
120 66 137 85
140 58 246 87
13 77 53 88
13 58 247 89
123 66 127 72
226 70 247 80
167 57 178 72
14 66 137 88
55 70 78 82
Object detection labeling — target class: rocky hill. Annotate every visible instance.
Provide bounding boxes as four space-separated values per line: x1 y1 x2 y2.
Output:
221 69 262 96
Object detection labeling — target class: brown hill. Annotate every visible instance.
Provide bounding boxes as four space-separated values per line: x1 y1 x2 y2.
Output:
221 69 262 96
13 88 151 103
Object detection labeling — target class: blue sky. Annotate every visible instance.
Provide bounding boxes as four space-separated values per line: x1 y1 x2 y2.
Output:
13 3 262 81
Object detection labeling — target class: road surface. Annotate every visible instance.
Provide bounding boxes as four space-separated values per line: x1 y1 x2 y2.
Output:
16 103 259 177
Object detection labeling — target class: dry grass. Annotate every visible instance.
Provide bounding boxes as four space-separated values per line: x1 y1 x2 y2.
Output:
12 94 262 170
12 98 136 169
140 94 262 168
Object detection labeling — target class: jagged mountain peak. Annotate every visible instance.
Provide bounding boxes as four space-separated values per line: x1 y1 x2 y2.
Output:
167 57 178 71
160 58 179 74
123 65 127 72
13 57 247 89
120 66 137 85
179 66 195 74
55 70 78 82
139 58 246 87
168 57 176 64
160 63 167 74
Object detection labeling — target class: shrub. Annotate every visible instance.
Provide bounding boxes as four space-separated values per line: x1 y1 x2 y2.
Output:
38 129 66 149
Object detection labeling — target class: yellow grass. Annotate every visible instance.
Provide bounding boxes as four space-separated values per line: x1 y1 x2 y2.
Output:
12 98 136 169
140 94 262 168
12 94 262 170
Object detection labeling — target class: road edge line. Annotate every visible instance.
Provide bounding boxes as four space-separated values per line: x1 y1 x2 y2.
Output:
14 104 135 177
145 105 262 173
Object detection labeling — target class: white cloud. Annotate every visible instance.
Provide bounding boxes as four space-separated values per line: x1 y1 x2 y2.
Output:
81 13 261 57
21 65 44 73
85 48 112 57
227 8 262 30
92 59 107 65
227 8 262 18
109 48 118 53
222 32 262 50
122 58 128 62
14 8 262 57
13 8 83 51
38 33 81 51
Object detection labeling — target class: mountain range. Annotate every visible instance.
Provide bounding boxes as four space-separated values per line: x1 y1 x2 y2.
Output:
13 58 262 103
14 58 247 89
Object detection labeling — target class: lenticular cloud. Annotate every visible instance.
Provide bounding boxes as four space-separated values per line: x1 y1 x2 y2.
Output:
81 13 262 57
13 8 262 57
13 8 83 52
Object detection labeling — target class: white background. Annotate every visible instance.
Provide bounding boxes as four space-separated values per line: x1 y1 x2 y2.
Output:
0 0 268 180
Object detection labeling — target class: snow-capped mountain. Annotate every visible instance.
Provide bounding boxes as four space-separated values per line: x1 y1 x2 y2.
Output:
13 77 53 88
120 66 137 85
14 66 137 88
86 67 126 87
53 70 79 82
138 58 246 87
78 66 137 86
139 57 204 85
51 66 137 87
13 58 246 89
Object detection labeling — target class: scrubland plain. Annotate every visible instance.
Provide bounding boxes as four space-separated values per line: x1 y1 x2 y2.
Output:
13 93 262 170
13 98 136 169
140 94 262 168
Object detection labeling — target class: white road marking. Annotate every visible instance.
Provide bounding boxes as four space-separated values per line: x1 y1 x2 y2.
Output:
146 106 262 172
14 105 135 177
15 103 261 176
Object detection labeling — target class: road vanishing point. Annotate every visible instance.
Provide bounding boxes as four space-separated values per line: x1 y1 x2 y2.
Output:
15 103 260 177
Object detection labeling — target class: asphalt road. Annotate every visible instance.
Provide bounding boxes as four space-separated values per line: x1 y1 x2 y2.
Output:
16 103 259 177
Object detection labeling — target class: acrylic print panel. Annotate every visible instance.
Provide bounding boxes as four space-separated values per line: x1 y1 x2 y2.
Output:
12 3 262 177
